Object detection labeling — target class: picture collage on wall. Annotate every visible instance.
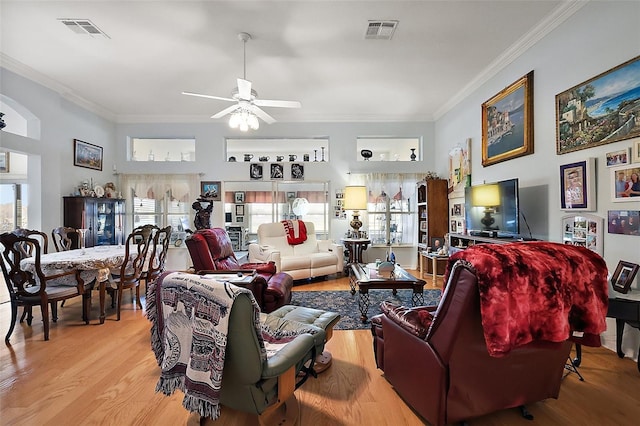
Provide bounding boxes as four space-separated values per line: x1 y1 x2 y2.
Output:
334 189 346 219
248 163 305 180
450 203 465 235
562 214 603 255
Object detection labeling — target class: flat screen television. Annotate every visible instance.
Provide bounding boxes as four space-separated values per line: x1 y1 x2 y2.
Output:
464 178 520 237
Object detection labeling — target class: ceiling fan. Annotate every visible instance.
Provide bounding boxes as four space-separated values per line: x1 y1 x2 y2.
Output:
182 32 301 130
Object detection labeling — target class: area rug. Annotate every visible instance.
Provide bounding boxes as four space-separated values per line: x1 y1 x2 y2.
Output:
291 289 442 330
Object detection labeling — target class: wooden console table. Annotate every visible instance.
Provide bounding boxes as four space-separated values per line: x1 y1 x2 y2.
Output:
607 297 640 372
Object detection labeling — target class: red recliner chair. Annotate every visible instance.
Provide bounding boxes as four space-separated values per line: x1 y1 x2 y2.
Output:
371 242 608 425
185 228 293 313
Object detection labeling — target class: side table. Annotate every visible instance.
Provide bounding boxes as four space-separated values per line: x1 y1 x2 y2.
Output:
420 251 449 285
342 238 370 272
607 297 640 373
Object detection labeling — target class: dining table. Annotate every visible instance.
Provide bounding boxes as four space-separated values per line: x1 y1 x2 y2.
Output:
20 245 130 324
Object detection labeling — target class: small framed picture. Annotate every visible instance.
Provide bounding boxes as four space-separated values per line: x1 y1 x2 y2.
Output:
250 163 263 180
453 203 463 216
271 163 284 180
610 164 640 201
291 163 304 180
420 221 427 231
235 204 245 216
560 158 596 210
74 139 103 171
236 216 244 223
450 220 457 233
0 151 9 173
607 210 640 235
234 192 245 203
606 148 631 167
611 260 639 294
633 138 640 163
430 237 445 253
200 181 221 201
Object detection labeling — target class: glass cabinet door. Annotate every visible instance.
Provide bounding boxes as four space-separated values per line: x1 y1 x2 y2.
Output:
95 200 125 245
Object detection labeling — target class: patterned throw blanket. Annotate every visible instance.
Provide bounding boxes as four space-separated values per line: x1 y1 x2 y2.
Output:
445 242 609 357
147 271 315 420
282 220 307 245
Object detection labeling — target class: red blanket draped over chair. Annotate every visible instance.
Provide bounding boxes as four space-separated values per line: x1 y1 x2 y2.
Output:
446 242 609 357
281 220 307 245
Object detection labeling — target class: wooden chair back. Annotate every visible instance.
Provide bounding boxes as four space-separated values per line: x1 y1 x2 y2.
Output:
118 226 154 285
51 226 79 252
147 226 172 282
11 228 49 257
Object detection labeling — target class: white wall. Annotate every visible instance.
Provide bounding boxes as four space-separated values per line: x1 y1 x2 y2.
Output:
435 1 640 359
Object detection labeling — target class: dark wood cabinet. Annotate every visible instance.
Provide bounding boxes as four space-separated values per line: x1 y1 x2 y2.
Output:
63 196 125 247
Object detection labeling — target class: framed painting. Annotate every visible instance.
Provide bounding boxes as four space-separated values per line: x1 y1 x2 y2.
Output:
74 139 103 171
199 181 221 201
250 163 263 180
611 164 640 201
611 261 639 294
605 148 630 167
481 71 534 167
633 138 640 163
448 138 471 195
270 163 284 180
291 163 304 180
560 158 596 211
430 237 445 253
0 151 8 173
556 55 640 154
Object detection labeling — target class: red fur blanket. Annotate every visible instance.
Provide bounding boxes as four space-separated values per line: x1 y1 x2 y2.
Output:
282 220 307 245
446 242 609 357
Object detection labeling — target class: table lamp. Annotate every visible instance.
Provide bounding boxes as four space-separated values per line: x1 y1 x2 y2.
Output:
471 184 500 231
344 185 368 237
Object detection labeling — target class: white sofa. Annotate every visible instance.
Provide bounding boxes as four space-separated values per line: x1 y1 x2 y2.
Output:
248 221 344 281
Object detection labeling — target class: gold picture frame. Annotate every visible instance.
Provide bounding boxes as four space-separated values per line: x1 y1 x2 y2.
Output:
481 71 534 167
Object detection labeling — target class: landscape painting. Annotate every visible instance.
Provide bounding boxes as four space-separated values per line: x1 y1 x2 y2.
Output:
556 55 640 154
482 71 534 167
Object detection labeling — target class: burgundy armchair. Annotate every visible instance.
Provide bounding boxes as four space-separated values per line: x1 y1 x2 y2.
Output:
185 228 293 313
371 242 608 425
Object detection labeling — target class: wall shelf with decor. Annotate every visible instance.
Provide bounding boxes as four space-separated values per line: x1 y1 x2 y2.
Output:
416 179 448 251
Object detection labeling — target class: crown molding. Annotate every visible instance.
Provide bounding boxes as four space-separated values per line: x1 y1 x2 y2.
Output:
1 53 116 122
433 0 588 120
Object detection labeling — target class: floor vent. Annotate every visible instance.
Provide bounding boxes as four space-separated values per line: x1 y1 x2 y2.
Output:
59 19 110 38
365 20 398 40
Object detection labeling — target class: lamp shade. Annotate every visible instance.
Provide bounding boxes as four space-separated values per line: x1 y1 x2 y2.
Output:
472 184 500 207
344 186 368 210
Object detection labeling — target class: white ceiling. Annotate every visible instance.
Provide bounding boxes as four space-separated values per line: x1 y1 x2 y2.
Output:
0 1 582 124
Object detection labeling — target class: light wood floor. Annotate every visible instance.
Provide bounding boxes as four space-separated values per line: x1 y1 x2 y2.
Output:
1 271 639 425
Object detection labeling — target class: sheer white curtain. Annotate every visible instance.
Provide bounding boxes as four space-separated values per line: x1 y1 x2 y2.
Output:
350 173 420 209
120 174 200 202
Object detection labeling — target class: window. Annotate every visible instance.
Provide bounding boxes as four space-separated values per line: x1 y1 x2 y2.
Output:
0 183 28 232
132 194 190 243
351 173 419 246
130 138 195 162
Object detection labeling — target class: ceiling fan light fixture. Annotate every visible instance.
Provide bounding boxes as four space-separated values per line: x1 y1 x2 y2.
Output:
229 110 259 132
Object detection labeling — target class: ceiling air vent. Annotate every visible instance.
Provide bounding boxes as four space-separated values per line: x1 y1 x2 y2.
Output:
59 19 110 38
365 20 398 40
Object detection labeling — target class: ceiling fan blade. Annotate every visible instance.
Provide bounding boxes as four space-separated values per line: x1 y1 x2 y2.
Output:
211 104 240 119
237 78 252 100
182 91 235 102
254 99 302 108
249 105 276 124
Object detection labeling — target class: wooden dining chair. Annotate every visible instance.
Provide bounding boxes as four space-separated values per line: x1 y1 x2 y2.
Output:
109 226 153 320
12 228 49 256
144 225 172 284
51 226 79 252
0 232 90 343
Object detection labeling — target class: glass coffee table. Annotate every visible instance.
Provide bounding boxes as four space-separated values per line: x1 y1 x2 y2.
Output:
349 263 426 322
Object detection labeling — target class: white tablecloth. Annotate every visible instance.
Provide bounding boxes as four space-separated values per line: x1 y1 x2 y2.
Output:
20 246 127 287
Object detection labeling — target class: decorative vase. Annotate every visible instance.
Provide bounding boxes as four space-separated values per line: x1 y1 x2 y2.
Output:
410 148 417 161
360 149 373 161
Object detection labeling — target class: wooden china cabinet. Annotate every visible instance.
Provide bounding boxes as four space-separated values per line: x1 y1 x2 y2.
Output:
63 196 126 247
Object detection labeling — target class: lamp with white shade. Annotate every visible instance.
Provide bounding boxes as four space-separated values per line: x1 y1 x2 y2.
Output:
344 185 368 237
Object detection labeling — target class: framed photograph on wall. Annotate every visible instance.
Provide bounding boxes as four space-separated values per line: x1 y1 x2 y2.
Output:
611 260 639 294
236 216 244 223
200 181 221 201
0 152 9 173
481 71 534 167
235 204 245 216
610 164 640 201
234 192 245 203
270 163 284 180
632 138 640 163
608 210 640 235
74 139 103 171
556 55 640 154
559 158 596 210
291 163 304 180
250 163 263 180
605 148 631 167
